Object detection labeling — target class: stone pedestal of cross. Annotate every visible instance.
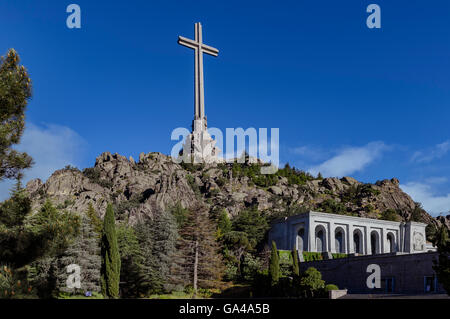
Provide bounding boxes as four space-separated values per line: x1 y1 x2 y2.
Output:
178 22 222 163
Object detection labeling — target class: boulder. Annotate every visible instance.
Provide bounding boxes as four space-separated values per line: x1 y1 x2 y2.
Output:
26 178 43 194
322 177 345 192
268 186 283 196
341 176 359 186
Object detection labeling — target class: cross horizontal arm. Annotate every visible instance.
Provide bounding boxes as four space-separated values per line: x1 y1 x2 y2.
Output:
178 36 219 57
201 44 219 57
178 36 197 50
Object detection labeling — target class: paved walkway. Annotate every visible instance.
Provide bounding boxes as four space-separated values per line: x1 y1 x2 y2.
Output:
341 293 449 299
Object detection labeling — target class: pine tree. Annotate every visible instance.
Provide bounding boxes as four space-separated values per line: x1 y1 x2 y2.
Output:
0 179 32 265
149 210 178 291
116 222 144 298
216 209 232 239
25 201 81 297
1 188 79 268
135 210 179 294
101 204 121 298
0 49 33 181
172 203 224 296
56 214 101 295
269 241 279 286
30 200 81 257
170 202 190 228
86 203 102 239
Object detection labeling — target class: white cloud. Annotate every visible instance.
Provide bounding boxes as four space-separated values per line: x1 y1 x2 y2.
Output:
400 182 450 216
411 140 450 163
307 141 387 177
0 123 86 201
424 176 448 185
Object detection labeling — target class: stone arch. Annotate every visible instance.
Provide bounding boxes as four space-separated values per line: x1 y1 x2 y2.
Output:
387 232 396 253
334 227 346 253
297 227 306 251
370 230 380 255
353 229 363 254
315 225 327 252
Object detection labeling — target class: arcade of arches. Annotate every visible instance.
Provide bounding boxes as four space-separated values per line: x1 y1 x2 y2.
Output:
269 211 431 255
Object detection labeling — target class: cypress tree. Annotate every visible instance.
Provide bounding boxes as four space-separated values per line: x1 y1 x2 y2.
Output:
269 241 279 286
292 249 300 277
101 204 121 298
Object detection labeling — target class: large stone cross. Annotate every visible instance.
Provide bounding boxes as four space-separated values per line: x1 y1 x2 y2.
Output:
178 22 219 130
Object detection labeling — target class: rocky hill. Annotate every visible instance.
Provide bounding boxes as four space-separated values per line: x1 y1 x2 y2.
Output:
25 151 449 234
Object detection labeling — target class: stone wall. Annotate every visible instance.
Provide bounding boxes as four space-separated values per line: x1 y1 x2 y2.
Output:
299 252 446 294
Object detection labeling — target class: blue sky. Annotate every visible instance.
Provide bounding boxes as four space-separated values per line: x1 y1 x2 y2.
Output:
0 0 449 215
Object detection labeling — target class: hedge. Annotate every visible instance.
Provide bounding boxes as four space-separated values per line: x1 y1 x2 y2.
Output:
277 251 348 263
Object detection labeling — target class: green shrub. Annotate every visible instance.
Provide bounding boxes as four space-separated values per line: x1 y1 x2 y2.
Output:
240 253 262 282
303 252 323 262
317 199 347 215
224 262 238 281
82 167 100 181
325 284 339 291
0 265 34 299
113 195 143 218
277 163 316 186
300 267 325 298
331 253 347 259
180 161 204 173
381 209 401 222
186 174 201 195
57 291 104 299
278 250 293 263
216 177 227 187
64 165 80 172
82 167 113 188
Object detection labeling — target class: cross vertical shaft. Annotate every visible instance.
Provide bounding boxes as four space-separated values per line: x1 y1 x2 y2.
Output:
178 22 219 130
195 22 203 120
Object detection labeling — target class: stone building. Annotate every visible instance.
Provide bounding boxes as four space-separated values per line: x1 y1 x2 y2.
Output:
300 252 446 294
268 211 435 255
269 211 445 295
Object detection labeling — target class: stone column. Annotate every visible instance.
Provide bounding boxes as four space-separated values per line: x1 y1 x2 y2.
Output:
399 223 405 253
365 226 370 255
308 218 315 252
330 223 336 253
327 222 332 252
347 224 353 254
381 227 386 253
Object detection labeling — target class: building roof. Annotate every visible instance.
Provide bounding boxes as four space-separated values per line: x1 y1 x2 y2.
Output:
271 210 428 227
